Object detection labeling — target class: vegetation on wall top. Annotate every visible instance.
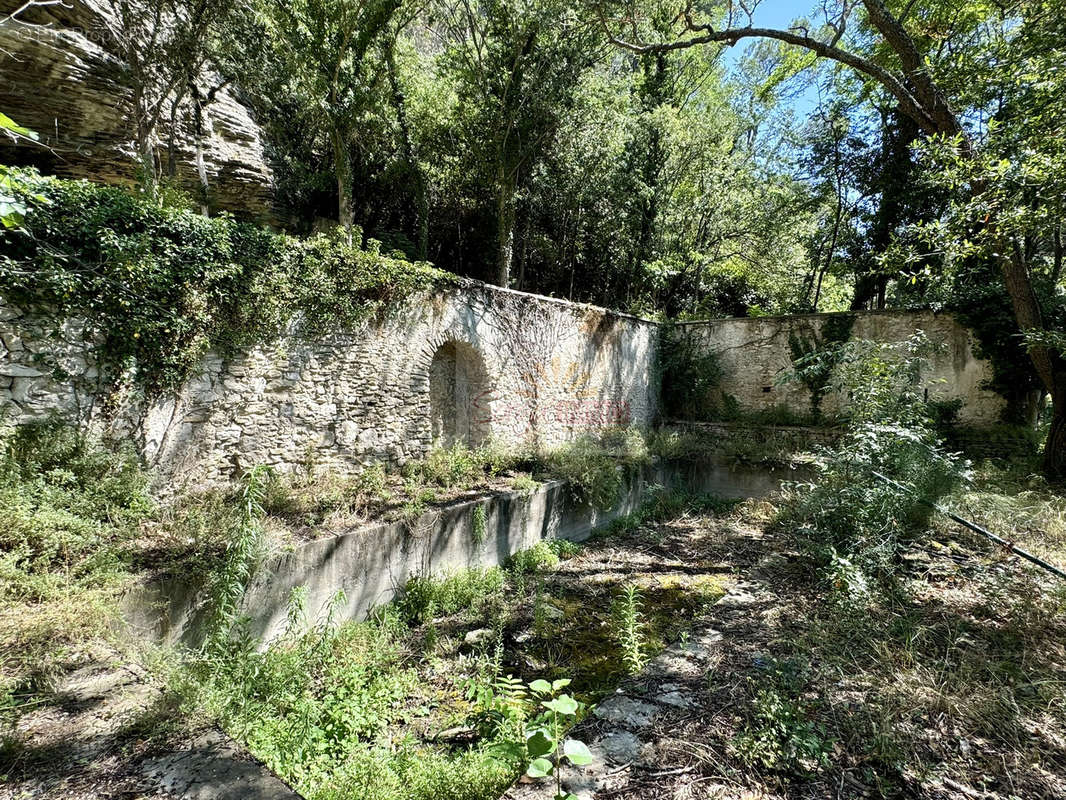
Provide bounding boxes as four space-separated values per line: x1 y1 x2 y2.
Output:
0 170 450 395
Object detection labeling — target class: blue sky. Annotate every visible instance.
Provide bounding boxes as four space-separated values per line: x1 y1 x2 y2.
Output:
717 0 827 119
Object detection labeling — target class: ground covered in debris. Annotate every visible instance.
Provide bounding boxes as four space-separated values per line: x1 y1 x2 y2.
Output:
511 469 1066 800
3 460 1065 800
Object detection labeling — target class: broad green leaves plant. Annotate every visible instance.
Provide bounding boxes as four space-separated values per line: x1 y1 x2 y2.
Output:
0 112 44 229
522 678 593 800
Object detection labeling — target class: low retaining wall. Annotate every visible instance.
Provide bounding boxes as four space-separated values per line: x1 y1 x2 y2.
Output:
122 455 806 647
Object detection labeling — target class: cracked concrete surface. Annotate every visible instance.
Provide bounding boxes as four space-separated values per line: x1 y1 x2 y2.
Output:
141 731 299 800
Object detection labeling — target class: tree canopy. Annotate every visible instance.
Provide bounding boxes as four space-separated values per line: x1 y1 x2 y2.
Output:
4 0 1065 472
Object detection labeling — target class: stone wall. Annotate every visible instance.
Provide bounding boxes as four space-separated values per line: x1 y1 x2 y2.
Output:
1 293 1009 492
0 281 659 490
675 310 1004 425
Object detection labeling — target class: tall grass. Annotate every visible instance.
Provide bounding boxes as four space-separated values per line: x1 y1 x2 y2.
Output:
0 419 152 690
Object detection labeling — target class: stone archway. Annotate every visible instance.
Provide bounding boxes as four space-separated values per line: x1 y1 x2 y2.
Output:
428 340 491 447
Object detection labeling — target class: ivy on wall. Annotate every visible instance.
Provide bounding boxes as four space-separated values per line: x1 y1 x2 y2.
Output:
787 313 856 421
659 324 727 421
0 170 450 396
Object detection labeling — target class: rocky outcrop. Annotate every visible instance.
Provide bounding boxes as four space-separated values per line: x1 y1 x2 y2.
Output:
0 0 274 219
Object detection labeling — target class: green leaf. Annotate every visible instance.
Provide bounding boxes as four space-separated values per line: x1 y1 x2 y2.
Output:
563 738 594 766
0 112 38 140
542 694 579 716
526 757 554 778
528 678 553 695
526 727 555 758
551 678 571 692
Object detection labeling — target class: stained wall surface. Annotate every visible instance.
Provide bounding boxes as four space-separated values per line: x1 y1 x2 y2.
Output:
0 281 659 489
675 310 1004 424
0 293 1008 493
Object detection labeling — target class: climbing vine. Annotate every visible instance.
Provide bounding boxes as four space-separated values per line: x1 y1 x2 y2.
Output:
659 324 726 421
787 313 856 421
0 170 449 396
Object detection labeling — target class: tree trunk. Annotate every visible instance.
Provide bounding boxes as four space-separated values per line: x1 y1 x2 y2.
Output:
1044 394 1066 479
332 126 354 239
134 92 158 195
190 84 210 215
495 167 516 287
385 45 428 260
995 238 1066 477
609 0 1064 475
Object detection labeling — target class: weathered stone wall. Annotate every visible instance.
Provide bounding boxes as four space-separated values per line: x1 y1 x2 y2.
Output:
676 310 1004 424
1 293 1008 492
0 282 659 490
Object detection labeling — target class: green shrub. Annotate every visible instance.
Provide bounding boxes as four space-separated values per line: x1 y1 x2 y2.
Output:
418 443 483 488
0 170 446 394
202 466 271 653
0 418 153 689
186 599 417 793
541 429 649 510
733 657 832 775
787 313 856 420
0 419 151 600
352 463 389 505
316 741 519 800
659 326 726 421
510 474 539 493
395 567 505 624
782 334 968 580
507 541 560 574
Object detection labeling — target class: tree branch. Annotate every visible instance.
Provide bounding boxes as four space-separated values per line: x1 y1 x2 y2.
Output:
604 19 941 134
596 2 954 136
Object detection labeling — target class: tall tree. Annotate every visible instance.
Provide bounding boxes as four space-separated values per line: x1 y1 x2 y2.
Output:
601 0 1066 478
436 0 601 286
103 0 235 192
259 0 402 234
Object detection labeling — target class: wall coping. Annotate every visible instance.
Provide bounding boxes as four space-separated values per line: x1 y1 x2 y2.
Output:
449 276 660 326
670 307 947 326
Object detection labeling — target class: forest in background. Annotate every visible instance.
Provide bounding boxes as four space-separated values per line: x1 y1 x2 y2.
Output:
2 0 1065 467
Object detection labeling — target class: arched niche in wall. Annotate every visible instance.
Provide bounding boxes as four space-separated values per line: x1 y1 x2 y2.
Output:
428 340 492 448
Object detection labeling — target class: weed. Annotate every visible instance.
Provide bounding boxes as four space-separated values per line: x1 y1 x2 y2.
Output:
472 503 487 545
261 462 390 529
202 466 270 654
421 443 482 488
732 657 832 775
508 539 578 575
509 542 561 574
467 673 528 740
612 583 648 675
396 568 505 624
780 333 968 580
183 596 418 797
511 474 539 493
0 419 152 690
601 488 735 537
548 539 580 559
352 463 389 506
